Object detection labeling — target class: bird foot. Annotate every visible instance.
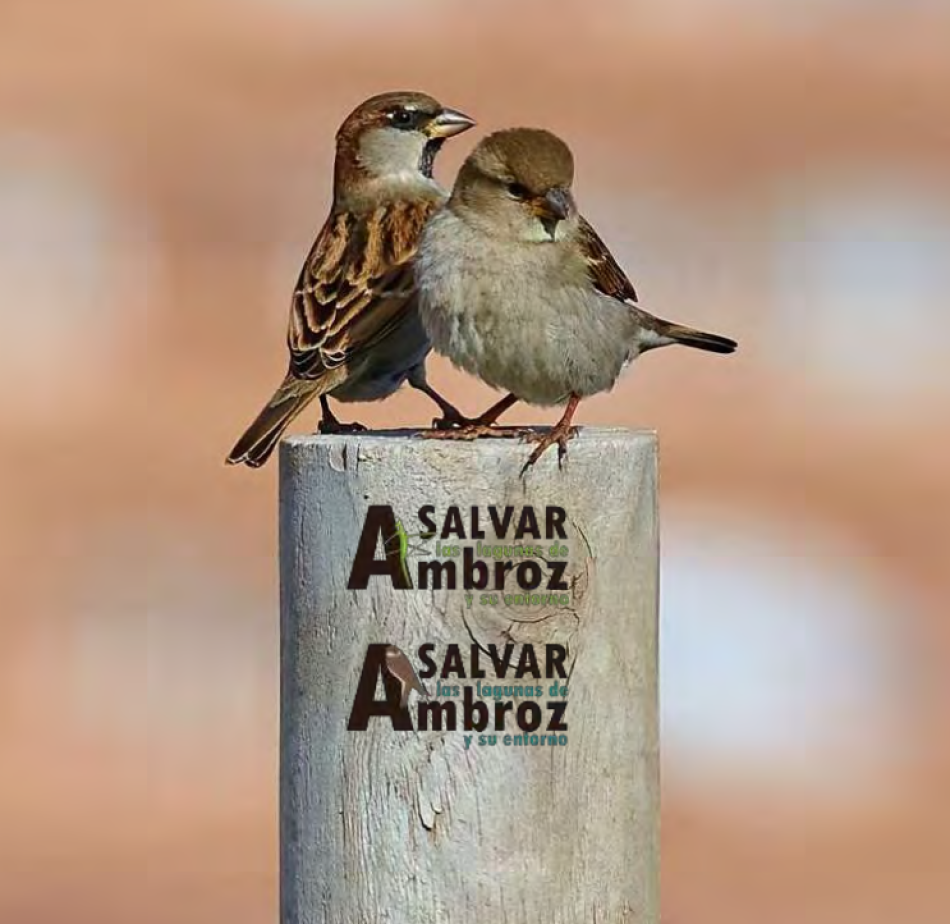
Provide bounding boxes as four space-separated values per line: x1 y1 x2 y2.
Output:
318 418 368 435
520 425 579 475
429 408 471 431
422 424 529 441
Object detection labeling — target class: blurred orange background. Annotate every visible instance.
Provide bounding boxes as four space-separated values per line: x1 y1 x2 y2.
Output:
3 1 950 921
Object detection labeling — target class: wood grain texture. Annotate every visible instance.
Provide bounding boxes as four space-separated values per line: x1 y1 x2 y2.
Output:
279 428 659 924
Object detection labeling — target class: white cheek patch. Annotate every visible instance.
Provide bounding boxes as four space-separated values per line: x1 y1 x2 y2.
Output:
357 127 427 178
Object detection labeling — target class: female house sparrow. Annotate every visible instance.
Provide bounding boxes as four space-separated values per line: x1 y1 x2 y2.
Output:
416 128 737 471
227 91 474 468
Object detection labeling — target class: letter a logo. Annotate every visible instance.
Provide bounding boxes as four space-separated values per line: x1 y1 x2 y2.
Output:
346 505 413 590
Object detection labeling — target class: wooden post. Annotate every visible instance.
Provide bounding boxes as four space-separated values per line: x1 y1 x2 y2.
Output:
279 428 659 924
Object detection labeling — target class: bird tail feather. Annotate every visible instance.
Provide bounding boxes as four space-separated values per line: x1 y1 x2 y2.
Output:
226 378 319 469
657 321 738 354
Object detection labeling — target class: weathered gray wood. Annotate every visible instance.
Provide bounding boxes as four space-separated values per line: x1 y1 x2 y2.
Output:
279 428 659 924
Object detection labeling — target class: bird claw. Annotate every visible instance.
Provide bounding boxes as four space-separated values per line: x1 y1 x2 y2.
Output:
430 410 470 431
318 418 368 435
520 426 579 475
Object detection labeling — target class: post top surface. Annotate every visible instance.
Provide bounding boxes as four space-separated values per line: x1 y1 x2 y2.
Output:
283 426 656 453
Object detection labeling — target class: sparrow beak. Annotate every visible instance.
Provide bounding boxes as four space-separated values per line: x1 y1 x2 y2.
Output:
541 188 575 221
427 108 476 139
533 187 576 240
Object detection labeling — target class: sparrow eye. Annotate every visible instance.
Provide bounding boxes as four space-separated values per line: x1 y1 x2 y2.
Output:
389 109 417 128
506 182 530 200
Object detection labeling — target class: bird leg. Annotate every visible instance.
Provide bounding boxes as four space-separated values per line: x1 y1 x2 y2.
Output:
422 393 526 440
409 379 470 430
317 395 367 434
520 393 581 475
473 392 520 427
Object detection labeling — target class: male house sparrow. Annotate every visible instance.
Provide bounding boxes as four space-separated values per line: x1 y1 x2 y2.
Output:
416 128 737 471
227 91 474 468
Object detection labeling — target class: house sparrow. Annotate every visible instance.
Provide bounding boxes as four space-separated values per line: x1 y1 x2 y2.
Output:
227 91 474 468
416 127 737 472
384 645 430 709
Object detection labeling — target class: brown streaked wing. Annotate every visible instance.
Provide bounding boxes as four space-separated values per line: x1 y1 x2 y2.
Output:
577 216 638 303
286 199 438 379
